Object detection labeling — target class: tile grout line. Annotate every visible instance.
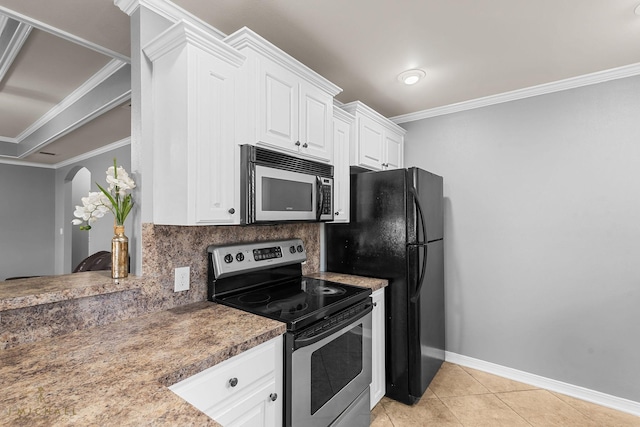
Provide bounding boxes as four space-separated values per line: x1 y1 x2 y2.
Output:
493 391 535 427
433 393 465 426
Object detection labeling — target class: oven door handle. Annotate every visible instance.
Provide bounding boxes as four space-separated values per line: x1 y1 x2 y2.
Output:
294 303 373 350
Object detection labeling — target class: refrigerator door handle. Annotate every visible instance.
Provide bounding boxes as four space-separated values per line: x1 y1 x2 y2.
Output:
410 243 428 303
410 187 428 302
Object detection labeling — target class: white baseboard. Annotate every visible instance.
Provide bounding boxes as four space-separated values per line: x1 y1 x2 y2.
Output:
445 351 640 417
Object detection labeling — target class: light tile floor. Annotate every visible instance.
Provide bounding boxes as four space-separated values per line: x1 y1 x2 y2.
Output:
371 362 640 426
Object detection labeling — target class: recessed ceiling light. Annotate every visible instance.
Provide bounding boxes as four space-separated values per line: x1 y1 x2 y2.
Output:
398 69 426 85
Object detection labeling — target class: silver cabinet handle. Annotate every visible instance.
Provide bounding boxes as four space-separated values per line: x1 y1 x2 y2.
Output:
302 143 308 148
229 378 238 387
270 393 278 401
228 208 235 214
294 141 301 146
334 211 340 216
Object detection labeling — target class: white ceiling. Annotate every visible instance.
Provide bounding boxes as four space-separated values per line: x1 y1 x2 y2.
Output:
1 0 640 165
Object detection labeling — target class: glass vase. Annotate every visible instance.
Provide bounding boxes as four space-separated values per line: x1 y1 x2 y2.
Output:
112 225 129 279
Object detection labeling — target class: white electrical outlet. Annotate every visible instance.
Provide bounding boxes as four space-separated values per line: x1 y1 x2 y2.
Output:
174 266 190 292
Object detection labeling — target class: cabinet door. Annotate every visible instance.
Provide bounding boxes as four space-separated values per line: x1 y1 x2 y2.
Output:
370 288 386 409
216 380 279 427
169 336 282 426
257 59 299 154
357 115 384 170
196 52 239 224
299 82 333 163
383 130 404 170
331 115 350 222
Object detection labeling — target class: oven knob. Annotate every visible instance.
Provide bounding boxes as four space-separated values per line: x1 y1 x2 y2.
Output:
289 246 296 254
269 393 278 401
224 254 233 264
297 245 304 253
236 253 244 262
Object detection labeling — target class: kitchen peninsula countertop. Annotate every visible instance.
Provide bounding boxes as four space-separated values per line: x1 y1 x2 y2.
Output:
0 302 285 426
0 271 143 311
0 272 384 426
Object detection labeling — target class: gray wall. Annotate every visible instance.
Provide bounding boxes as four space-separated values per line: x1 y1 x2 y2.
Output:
0 163 55 280
401 75 640 403
55 144 132 274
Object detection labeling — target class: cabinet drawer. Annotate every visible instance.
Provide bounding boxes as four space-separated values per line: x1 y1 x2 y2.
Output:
170 338 278 412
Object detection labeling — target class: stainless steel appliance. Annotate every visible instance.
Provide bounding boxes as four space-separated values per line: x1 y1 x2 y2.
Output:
240 145 334 224
326 168 445 405
208 239 372 427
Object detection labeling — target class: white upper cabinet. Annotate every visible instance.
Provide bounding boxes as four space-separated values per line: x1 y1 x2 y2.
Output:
226 27 341 164
341 101 406 171
331 106 354 223
144 20 245 225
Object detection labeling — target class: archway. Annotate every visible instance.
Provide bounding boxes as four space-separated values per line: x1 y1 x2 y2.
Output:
66 167 91 272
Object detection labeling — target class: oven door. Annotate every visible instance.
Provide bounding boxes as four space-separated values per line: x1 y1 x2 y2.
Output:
287 306 372 427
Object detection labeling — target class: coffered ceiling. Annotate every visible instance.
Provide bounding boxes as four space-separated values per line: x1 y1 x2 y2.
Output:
1 0 640 166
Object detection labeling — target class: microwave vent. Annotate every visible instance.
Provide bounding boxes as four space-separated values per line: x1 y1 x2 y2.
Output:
254 146 333 177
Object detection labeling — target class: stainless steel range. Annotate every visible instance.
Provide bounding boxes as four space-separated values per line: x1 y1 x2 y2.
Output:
208 239 372 427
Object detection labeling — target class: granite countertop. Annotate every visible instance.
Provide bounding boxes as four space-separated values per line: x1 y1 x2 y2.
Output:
0 272 143 311
306 271 388 292
0 302 286 426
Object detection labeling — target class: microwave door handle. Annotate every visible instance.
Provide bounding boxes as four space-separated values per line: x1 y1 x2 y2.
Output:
316 176 323 221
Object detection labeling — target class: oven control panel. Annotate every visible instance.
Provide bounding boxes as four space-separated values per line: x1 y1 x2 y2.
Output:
208 238 307 279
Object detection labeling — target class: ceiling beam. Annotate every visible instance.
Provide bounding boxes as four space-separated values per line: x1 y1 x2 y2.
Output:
0 60 131 159
0 15 32 84
15 62 131 158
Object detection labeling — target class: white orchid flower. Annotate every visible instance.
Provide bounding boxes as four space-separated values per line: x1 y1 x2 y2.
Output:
72 159 135 230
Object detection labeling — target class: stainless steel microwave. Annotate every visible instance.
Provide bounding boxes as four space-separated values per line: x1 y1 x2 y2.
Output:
240 144 334 224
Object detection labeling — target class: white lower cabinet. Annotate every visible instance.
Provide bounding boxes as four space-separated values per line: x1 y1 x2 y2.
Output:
370 288 386 409
170 336 283 427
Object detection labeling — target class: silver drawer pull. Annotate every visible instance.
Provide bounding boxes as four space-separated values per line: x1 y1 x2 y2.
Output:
269 393 278 401
228 377 238 387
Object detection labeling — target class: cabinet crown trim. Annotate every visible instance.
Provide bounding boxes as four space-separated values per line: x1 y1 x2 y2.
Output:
115 0 226 41
143 20 245 68
225 27 342 97
341 101 407 135
333 105 355 123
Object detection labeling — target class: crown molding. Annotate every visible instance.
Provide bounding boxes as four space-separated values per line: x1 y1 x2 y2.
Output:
115 0 225 40
0 17 32 83
0 138 131 169
333 105 355 123
54 137 131 169
143 20 245 68
0 5 130 63
392 62 640 124
225 27 342 97
342 100 407 134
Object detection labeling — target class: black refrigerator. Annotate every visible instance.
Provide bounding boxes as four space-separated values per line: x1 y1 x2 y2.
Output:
325 167 444 405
